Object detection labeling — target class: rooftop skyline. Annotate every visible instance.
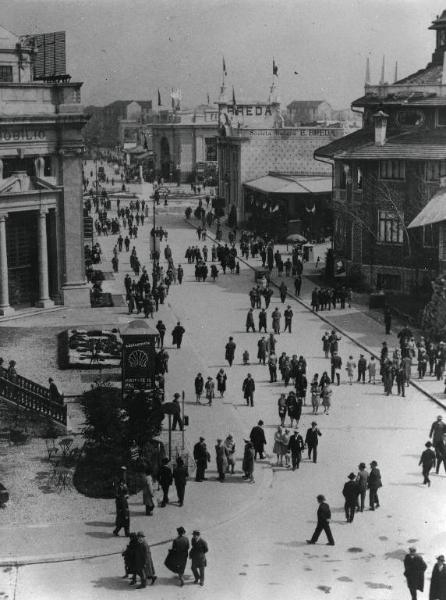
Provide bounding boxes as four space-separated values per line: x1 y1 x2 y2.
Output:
2 0 446 109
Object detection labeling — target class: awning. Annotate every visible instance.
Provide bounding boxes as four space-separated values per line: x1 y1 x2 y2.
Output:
408 188 446 228
244 174 331 195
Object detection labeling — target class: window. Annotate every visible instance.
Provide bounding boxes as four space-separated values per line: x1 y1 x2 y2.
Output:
423 224 435 247
437 107 446 127
379 160 405 180
426 160 446 181
205 138 217 162
355 166 363 190
377 273 401 290
0 65 13 82
378 210 404 244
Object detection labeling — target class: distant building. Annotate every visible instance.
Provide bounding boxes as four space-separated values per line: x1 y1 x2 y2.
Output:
217 78 347 227
315 9 446 292
0 26 89 312
286 100 332 125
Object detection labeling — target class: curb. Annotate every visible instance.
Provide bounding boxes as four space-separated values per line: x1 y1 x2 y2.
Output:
185 217 446 412
0 305 67 324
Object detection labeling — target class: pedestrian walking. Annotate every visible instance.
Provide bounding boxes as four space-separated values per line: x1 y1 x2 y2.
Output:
342 473 359 523
173 457 188 506
215 438 229 481
305 422 322 463
225 336 236 367
193 437 210 482
368 356 377 383
172 322 185 348
190 531 208 586
142 470 155 516
321 381 333 415
331 352 342 385
122 532 138 585
419 441 436 486
134 531 156 588
194 373 204 403
158 458 173 506
250 420 267 459
242 439 255 482
310 374 321 414
356 462 369 512
216 368 227 398
246 308 256 332
368 460 382 510
164 527 190 587
345 356 356 385
429 554 446 600
288 429 304 470
403 546 427 600
224 434 236 474
278 393 287 426
242 373 255 406
205 376 215 406
435 433 446 475
113 481 130 537
284 305 293 333
357 354 367 383
306 494 335 546
430 415 446 469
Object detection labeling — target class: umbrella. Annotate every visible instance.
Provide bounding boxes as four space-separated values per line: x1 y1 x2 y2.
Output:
285 233 307 244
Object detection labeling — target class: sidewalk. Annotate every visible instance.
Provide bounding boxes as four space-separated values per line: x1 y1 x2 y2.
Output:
187 210 446 411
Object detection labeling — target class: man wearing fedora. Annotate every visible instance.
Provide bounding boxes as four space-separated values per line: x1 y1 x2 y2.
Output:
368 460 382 510
306 494 335 546
419 441 436 487
342 473 359 523
430 415 446 471
403 546 427 600
429 554 446 600
288 429 305 470
190 530 208 586
134 531 156 588
356 462 369 512
193 437 210 482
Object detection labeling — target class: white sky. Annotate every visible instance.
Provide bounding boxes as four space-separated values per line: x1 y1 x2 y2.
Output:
3 0 446 109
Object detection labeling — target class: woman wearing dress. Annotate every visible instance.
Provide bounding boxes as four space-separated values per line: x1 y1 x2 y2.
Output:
273 426 284 466
142 469 155 516
310 374 320 414
321 382 333 415
216 369 227 398
278 393 287 427
345 356 356 385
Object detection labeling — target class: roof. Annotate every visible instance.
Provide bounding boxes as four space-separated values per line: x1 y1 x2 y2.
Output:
244 174 332 195
315 127 446 161
408 188 446 228
395 64 442 86
287 100 328 110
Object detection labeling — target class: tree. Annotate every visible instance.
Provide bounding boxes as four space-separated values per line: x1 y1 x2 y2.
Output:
422 275 446 340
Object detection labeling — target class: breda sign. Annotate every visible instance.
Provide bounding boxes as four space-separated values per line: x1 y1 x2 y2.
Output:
0 129 46 142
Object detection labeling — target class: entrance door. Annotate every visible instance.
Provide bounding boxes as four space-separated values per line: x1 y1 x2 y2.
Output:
160 137 171 180
6 212 39 306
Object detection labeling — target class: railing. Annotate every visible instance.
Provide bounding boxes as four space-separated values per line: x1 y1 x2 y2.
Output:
0 371 67 426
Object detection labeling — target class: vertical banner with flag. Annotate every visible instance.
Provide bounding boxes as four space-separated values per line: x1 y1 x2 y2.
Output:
223 56 227 77
157 89 162 107
232 86 237 111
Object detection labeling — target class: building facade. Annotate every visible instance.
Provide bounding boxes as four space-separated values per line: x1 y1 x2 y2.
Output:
315 10 446 293
0 26 89 313
286 100 332 125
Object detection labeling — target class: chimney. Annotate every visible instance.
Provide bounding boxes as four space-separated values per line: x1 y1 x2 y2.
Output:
379 55 386 85
373 110 389 146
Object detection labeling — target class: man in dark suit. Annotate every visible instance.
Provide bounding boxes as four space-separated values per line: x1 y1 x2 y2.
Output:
193 437 210 482
225 337 236 367
172 322 185 348
305 422 322 463
368 460 382 510
288 430 304 470
167 526 190 587
307 494 335 546
249 420 267 459
190 530 208 586
342 473 359 523
403 546 426 600
242 373 255 407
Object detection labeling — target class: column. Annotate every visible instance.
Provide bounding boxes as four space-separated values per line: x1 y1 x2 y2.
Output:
0 213 14 316
36 209 54 308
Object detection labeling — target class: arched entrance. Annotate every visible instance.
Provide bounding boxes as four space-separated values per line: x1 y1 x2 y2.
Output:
160 137 171 181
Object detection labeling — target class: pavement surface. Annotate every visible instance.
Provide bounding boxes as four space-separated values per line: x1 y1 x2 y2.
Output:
0 176 445 600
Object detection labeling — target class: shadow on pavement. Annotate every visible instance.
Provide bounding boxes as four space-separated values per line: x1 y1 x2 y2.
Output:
85 521 114 527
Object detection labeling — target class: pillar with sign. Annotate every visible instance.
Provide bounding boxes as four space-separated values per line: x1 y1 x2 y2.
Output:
121 320 159 396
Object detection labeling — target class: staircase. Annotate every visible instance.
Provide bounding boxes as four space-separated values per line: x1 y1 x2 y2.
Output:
0 368 67 427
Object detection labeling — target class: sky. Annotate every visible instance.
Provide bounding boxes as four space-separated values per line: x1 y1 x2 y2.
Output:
2 0 446 109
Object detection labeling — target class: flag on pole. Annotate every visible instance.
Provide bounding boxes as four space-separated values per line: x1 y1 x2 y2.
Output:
232 86 237 110
273 58 278 76
207 92 210 105
171 89 175 110
223 56 227 77
157 89 162 107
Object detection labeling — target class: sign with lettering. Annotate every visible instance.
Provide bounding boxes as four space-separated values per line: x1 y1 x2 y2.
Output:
226 104 273 117
0 129 46 142
245 128 339 137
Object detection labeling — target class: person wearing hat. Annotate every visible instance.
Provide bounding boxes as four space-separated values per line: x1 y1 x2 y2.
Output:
342 473 359 523
215 438 229 482
284 305 293 333
305 422 322 463
429 554 446 600
173 456 189 507
194 373 204 404
249 420 267 460
165 527 190 586
205 377 215 406
242 373 256 407
403 547 427 600
134 531 156 588
224 434 236 474
113 481 130 537
242 439 255 482
158 458 173 506
190 530 208 586
225 336 236 367
288 429 305 470
356 463 369 512
307 494 335 546
419 441 436 487
436 432 446 475
171 394 184 431
357 354 367 384
430 416 446 469
142 468 155 516
171 321 185 348
368 460 382 510
193 437 210 482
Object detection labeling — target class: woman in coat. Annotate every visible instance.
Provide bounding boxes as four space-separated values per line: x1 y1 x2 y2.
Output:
273 426 284 466
134 531 156 588
216 369 227 398
286 391 299 428
122 533 138 584
278 393 287 426
310 374 320 414
165 527 190 586
205 377 215 406
173 457 188 507
242 440 255 482
142 470 155 516
194 373 204 404
321 382 332 415
429 555 446 600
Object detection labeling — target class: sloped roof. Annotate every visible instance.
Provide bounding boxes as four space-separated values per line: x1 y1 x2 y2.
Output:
244 174 331 195
395 63 442 86
287 100 328 110
314 129 374 159
408 188 446 228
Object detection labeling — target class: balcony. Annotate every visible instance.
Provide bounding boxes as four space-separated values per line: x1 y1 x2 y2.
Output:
0 82 83 118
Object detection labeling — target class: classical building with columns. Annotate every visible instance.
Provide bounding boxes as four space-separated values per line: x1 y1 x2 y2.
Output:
0 26 89 314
